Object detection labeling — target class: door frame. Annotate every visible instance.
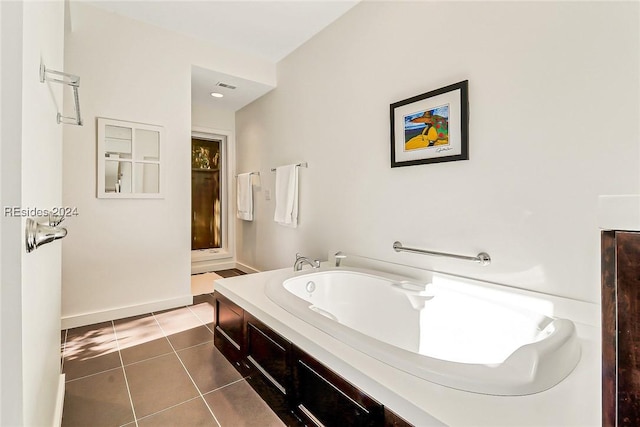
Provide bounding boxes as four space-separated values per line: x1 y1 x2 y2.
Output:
191 126 235 270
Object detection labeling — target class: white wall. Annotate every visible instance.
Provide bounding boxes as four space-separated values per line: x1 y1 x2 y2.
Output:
236 1 639 304
0 3 24 423
21 2 65 423
61 2 275 327
1 1 65 425
0 0 2 421
192 104 235 132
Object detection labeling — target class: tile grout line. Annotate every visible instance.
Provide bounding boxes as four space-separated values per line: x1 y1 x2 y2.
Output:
119 339 211 370
151 311 222 427
62 327 123 383
201 377 246 396
133 395 203 424
120 348 174 368
186 303 214 334
187 292 254 411
111 321 139 427
64 365 123 383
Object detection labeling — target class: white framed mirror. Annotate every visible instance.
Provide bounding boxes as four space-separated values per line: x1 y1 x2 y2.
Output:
97 118 164 198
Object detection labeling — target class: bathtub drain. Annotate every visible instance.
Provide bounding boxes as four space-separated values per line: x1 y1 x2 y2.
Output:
305 281 316 294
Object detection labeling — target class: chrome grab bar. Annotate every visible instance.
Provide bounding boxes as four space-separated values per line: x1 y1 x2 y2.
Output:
393 241 491 266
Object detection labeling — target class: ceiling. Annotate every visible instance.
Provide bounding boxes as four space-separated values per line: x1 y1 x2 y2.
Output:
87 1 360 111
191 65 275 111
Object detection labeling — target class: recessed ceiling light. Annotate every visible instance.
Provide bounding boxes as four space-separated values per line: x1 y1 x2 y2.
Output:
210 92 224 98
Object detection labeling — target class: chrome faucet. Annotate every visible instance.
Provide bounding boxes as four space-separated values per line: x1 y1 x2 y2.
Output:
294 253 321 271
334 251 346 267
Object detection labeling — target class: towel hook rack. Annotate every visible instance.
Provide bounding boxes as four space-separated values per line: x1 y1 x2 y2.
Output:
393 241 491 266
271 162 308 172
39 63 83 126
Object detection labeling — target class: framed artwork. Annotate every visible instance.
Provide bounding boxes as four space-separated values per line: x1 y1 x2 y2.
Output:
390 80 469 167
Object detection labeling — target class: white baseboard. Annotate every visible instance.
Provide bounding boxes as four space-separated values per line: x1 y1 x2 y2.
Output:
235 261 260 274
61 295 193 329
54 374 65 427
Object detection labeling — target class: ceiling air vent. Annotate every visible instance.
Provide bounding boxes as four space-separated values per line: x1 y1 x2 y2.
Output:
216 82 237 90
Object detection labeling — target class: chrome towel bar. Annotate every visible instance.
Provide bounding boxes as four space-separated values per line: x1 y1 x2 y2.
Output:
271 162 308 172
393 241 491 266
39 63 83 126
234 171 260 178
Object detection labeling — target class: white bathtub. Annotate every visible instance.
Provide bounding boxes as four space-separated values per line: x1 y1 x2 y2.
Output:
265 267 581 396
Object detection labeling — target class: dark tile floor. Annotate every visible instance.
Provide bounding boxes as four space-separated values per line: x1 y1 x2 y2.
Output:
61 271 283 427
215 269 247 278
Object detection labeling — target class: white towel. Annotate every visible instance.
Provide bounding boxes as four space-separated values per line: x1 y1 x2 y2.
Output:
236 173 253 221
274 165 298 228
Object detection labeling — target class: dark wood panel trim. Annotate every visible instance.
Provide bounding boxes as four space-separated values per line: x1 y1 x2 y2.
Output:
248 322 287 352
292 345 383 426
298 359 370 414
245 374 304 427
616 232 640 426
602 231 617 427
213 293 245 372
215 325 240 350
245 312 293 395
297 403 325 426
384 407 413 427
247 355 287 395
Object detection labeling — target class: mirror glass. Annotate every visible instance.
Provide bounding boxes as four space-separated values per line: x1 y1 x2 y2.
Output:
104 161 132 193
134 163 159 193
104 125 132 159
134 129 160 161
98 118 163 198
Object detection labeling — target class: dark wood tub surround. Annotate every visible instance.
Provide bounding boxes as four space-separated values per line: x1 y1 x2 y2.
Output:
213 293 244 368
213 293 414 427
293 347 383 426
602 231 640 427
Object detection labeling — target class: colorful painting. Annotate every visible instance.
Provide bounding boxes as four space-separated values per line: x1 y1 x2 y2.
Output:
390 80 469 167
404 105 449 151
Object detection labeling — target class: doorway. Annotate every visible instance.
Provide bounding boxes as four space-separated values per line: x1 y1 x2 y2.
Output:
191 135 224 250
190 128 235 273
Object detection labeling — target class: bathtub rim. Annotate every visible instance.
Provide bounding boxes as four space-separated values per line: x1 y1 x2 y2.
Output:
265 266 582 396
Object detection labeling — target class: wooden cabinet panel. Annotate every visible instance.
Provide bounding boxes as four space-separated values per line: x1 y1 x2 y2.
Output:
602 231 640 427
293 346 383 427
213 294 244 369
246 315 291 395
244 314 302 426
